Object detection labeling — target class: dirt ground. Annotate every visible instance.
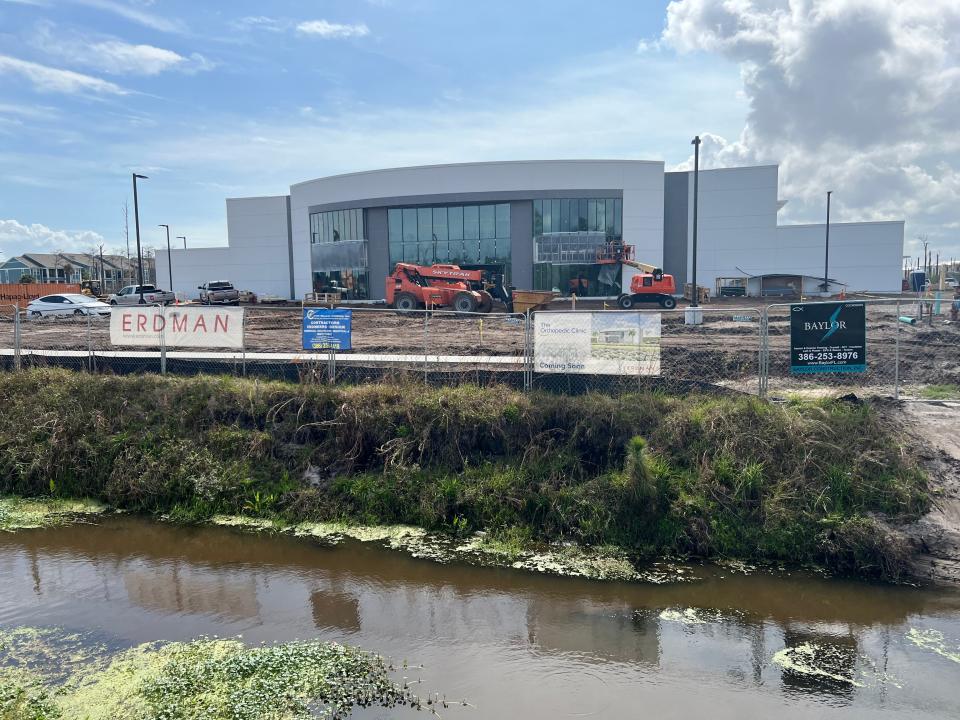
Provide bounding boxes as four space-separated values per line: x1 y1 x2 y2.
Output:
2 295 957 393
896 400 960 586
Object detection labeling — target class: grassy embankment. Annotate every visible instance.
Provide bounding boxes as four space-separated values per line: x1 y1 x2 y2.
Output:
0 369 929 581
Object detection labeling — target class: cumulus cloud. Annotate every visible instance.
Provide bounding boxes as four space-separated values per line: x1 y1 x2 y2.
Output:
662 0 960 255
296 20 370 39
0 54 126 94
0 219 106 257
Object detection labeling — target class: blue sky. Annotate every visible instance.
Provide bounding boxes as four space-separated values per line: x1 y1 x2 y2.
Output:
1 0 957 261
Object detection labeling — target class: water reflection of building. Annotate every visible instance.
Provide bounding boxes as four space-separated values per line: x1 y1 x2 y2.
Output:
311 590 361 633
123 564 259 621
526 599 661 667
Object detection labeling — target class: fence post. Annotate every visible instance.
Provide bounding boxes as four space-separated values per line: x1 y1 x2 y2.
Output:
423 310 429 384
894 298 901 401
759 307 769 399
241 310 247 377
13 304 21 371
159 304 167 376
524 311 533 392
86 313 93 372
327 349 336 384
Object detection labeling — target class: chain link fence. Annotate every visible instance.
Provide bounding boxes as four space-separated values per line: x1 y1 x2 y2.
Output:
0 297 955 401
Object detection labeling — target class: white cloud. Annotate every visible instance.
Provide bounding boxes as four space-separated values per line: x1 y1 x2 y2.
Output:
0 218 106 257
661 0 960 256
231 16 287 33
0 102 55 119
0 54 126 94
70 0 184 34
296 20 370 39
31 23 214 76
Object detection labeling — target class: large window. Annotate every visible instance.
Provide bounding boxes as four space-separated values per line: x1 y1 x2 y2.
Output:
533 197 621 238
310 208 365 244
533 196 623 296
312 269 369 301
387 203 511 276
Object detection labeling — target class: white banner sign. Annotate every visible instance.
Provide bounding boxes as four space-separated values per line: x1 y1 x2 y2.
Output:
534 312 660 375
110 306 244 349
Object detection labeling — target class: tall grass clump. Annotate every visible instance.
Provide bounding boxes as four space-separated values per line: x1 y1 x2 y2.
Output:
0 369 929 581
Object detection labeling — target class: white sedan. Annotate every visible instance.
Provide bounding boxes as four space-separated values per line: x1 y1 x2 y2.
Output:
26 294 112 318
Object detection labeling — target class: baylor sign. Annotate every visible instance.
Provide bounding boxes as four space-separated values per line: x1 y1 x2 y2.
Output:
790 302 866 373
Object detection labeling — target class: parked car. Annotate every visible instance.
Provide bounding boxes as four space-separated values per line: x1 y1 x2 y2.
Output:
27 294 112 318
198 281 240 305
108 284 176 306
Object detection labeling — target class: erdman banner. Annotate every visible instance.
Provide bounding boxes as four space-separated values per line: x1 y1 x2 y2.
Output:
110 307 245 349
790 302 866 373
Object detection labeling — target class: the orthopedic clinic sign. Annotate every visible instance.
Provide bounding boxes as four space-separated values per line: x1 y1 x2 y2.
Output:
110 306 244 349
534 312 660 375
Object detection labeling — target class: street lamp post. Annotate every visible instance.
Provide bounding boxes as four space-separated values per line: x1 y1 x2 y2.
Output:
690 135 702 310
159 224 173 291
823 191 832 294
132 173 149 303
176 236 187 249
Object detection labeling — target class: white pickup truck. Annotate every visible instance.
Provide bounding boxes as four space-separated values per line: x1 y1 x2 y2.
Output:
108 284 176 306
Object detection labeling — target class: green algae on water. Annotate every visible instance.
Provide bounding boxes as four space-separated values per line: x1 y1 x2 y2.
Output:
906 628 960 664
0 497 107 531
0 627 431 720
772 642 865 686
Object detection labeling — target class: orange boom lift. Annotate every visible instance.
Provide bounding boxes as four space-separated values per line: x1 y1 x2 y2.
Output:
597 243 678 309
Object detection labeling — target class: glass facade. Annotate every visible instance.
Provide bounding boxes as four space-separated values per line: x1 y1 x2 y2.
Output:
312 268 369 300
310 208 365 244
387 203 511 275
533 197 623 296
309 207 369 299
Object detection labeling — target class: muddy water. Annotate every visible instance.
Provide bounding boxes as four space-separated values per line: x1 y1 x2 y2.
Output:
2 518 960 719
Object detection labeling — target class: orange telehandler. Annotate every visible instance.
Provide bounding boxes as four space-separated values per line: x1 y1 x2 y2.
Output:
385 262 511 313
596 243 678 309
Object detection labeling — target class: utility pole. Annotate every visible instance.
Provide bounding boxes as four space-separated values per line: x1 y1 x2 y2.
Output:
691 135 701 309
123 201 131 286
132 173 148 303
823 191 832 294
159 224 173 291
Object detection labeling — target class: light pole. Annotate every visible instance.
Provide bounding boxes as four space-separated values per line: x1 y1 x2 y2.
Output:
176 235 187 249
159 224 173 291
690 135 701 309
132 173 148 303
823 191 832 294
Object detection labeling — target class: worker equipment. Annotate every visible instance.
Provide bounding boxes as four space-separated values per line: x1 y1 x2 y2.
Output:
385 263 511 313
596 243 678 309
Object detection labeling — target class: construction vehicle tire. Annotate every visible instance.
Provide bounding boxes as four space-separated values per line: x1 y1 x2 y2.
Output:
453 291 478 314
476 291 494 313
617 294 635 310
393 292 419 312
661 296 677 309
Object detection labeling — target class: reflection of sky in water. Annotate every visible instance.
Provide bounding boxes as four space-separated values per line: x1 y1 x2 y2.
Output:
2 518 960 719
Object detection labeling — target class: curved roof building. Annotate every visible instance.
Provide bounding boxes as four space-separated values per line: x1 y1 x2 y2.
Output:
157 159 904 300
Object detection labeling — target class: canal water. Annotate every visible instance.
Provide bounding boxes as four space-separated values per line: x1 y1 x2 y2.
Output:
2 517 959 718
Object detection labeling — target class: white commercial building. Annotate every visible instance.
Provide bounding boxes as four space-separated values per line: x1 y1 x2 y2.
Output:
157 160 904 301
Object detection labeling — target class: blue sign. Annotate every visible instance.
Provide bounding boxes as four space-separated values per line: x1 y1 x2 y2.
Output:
302 308 352 350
